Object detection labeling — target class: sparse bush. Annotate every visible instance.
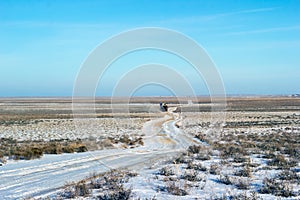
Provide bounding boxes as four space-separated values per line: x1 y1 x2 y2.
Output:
187 144 212 160
58 169 134 199
59 181 91 198
165 182 188 196
218 174 233 185
10 145 43 160
62 142 87 153
276 170 300 182
60 184 77 198
159 166 174 176
187 161 207 171
234 166 252 177
234 177 250 190
249 191 262 200
267 154 297 169
233 156 250 163
188 145 203 154
0 138 88 160
43 143 62 154
109 134 144 147
283 145 300 159
174 154 190 164
259 177 295 197
195 133 211 144
216 143 246 158
210 164 221 175
181 170 203 182
267 154 286 166
97 187 132 200
90 178 102 189
196 152 211 160
74 181 91 197
219 191 262 200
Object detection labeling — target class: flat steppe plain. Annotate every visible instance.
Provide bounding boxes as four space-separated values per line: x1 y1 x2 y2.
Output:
0 96 299 199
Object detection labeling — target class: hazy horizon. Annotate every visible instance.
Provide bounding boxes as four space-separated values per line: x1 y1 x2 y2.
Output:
0 94 299 99
1 0 299 97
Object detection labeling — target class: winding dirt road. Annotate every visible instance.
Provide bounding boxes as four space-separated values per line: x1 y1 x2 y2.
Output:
0 108 199 199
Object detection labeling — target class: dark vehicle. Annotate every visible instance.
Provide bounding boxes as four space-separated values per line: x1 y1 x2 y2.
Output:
160 102 168 112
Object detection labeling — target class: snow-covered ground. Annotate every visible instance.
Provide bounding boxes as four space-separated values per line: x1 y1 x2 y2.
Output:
0 99 299 199
0 108 200 199
0 117 147 141
49 109 299 200
121 110 300 199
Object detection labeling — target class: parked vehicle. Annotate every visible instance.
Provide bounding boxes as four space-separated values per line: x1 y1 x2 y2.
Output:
160 102 168 112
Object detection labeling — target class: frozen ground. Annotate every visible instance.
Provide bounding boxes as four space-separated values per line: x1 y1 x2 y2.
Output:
0 118 146 141
124 110 300 199
0 106 199 199
0 97 299 199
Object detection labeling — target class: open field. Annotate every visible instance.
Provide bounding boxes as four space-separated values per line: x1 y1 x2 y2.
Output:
0 96 299 199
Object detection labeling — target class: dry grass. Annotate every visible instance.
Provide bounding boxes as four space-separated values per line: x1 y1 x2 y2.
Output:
234 166 252 177
108 134 144 148
1 97 299 198
0 138 87 160
58 169 136 199
183 110 300 198
259 177 296 197
164 182 188 196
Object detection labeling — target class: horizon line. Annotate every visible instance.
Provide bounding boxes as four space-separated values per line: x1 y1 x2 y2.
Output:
0 94 299 99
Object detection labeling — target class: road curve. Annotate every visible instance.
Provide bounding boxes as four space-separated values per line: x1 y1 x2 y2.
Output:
0 108 199 199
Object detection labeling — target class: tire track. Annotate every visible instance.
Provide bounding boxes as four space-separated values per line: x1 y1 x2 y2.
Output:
0 108 198 199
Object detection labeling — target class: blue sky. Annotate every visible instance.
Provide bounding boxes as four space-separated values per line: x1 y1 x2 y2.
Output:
0 0 299 96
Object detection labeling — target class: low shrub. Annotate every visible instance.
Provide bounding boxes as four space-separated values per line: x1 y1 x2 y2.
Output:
195 133 211 144
233 156 250 163
267 154 297 169
217 191 262 200
75 181 91 197
187 161 207 171
196 152 211 160
158 166 174 176
282 145 300 159
187 145 203 154
259 177 295 197
0 138 88 160
97 187 132 200
209 164 221 175
218 174 233 185
234 166 252 177
216 143 246 158
174 154 190 164
234 177 250 190
59 169 134 199
181 170 203 182
276 170 300 182
165 182 188 196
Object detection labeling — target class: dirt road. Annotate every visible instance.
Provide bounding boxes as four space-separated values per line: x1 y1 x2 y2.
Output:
0 108 199 199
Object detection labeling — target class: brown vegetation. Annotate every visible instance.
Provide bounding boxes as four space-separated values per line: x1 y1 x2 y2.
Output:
0 138 87 160
58 169 135 199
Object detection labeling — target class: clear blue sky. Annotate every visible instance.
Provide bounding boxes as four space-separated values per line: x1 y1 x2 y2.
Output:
0 0 299 96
